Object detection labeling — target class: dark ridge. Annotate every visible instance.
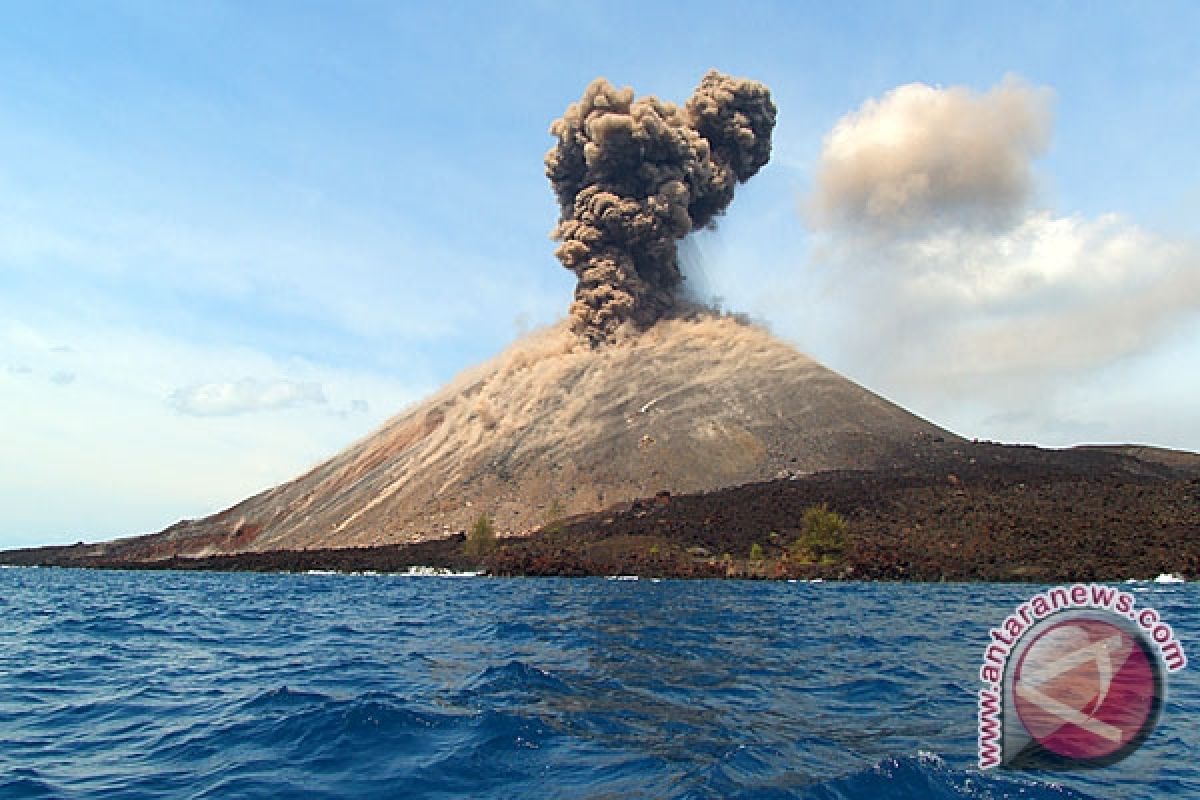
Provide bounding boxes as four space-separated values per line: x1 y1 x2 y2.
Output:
0 535 476 574
5 441 1197 582
489 441 1200 581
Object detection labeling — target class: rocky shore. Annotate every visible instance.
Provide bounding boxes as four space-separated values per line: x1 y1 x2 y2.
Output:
488 444 1200 581
4 442 1198 582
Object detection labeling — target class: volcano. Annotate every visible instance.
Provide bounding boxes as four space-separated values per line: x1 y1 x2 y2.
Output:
47 70 965 562
6 70 1198 578
82 315 958 560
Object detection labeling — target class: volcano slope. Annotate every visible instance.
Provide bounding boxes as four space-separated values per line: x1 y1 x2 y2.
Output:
48 315 961 561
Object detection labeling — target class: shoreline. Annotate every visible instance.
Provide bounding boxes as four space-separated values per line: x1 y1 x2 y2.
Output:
0 562 1189 586
5 442 1198 583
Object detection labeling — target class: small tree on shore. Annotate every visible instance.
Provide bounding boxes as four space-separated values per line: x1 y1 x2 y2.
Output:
792 504 847 564
465 512 497 560
749 542 765 562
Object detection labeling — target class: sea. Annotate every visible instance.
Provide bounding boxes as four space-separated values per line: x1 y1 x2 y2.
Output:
0 568 1195 799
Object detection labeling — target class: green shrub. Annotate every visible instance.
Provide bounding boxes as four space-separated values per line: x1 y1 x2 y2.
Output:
465 512 497 559
749 542 765 561
791 504 847 564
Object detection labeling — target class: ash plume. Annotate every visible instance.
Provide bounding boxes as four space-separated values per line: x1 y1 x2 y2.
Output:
808 78 1052 233
546 70 776 344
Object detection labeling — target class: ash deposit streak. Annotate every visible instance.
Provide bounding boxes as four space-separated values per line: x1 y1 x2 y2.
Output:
546 70 776 345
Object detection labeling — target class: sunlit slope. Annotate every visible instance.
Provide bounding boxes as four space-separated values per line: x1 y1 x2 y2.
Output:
110 316 957 558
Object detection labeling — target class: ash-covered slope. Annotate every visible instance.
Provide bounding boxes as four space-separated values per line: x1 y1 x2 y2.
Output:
99 316 958 559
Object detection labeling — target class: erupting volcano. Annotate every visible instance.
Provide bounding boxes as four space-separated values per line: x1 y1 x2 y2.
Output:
19 71 1067 563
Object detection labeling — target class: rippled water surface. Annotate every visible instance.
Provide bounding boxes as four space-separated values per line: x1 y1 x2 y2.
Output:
0 569 1195 798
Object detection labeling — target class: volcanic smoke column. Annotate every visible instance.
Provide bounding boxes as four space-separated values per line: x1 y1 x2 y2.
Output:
545 70 776 344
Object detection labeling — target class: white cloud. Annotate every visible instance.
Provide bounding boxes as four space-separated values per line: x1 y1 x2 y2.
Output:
787 77 1200 447
830 211 1200 379
169 378 327 417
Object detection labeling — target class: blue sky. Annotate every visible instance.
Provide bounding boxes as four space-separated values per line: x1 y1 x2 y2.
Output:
2 1 1198 547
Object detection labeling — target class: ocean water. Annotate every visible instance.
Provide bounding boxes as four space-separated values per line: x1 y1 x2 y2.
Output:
0 569 1195 799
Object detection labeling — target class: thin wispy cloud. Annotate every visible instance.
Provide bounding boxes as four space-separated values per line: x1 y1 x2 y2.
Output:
168 378 327 417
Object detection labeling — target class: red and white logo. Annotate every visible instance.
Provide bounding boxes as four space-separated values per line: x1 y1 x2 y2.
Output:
976 583 1186 770
1013 618 1157 762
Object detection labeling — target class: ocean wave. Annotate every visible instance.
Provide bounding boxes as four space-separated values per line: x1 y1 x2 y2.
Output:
796 753 1098 800
1 571 1194 798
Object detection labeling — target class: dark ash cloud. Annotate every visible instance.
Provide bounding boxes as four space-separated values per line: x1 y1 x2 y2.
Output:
546 70 776 344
